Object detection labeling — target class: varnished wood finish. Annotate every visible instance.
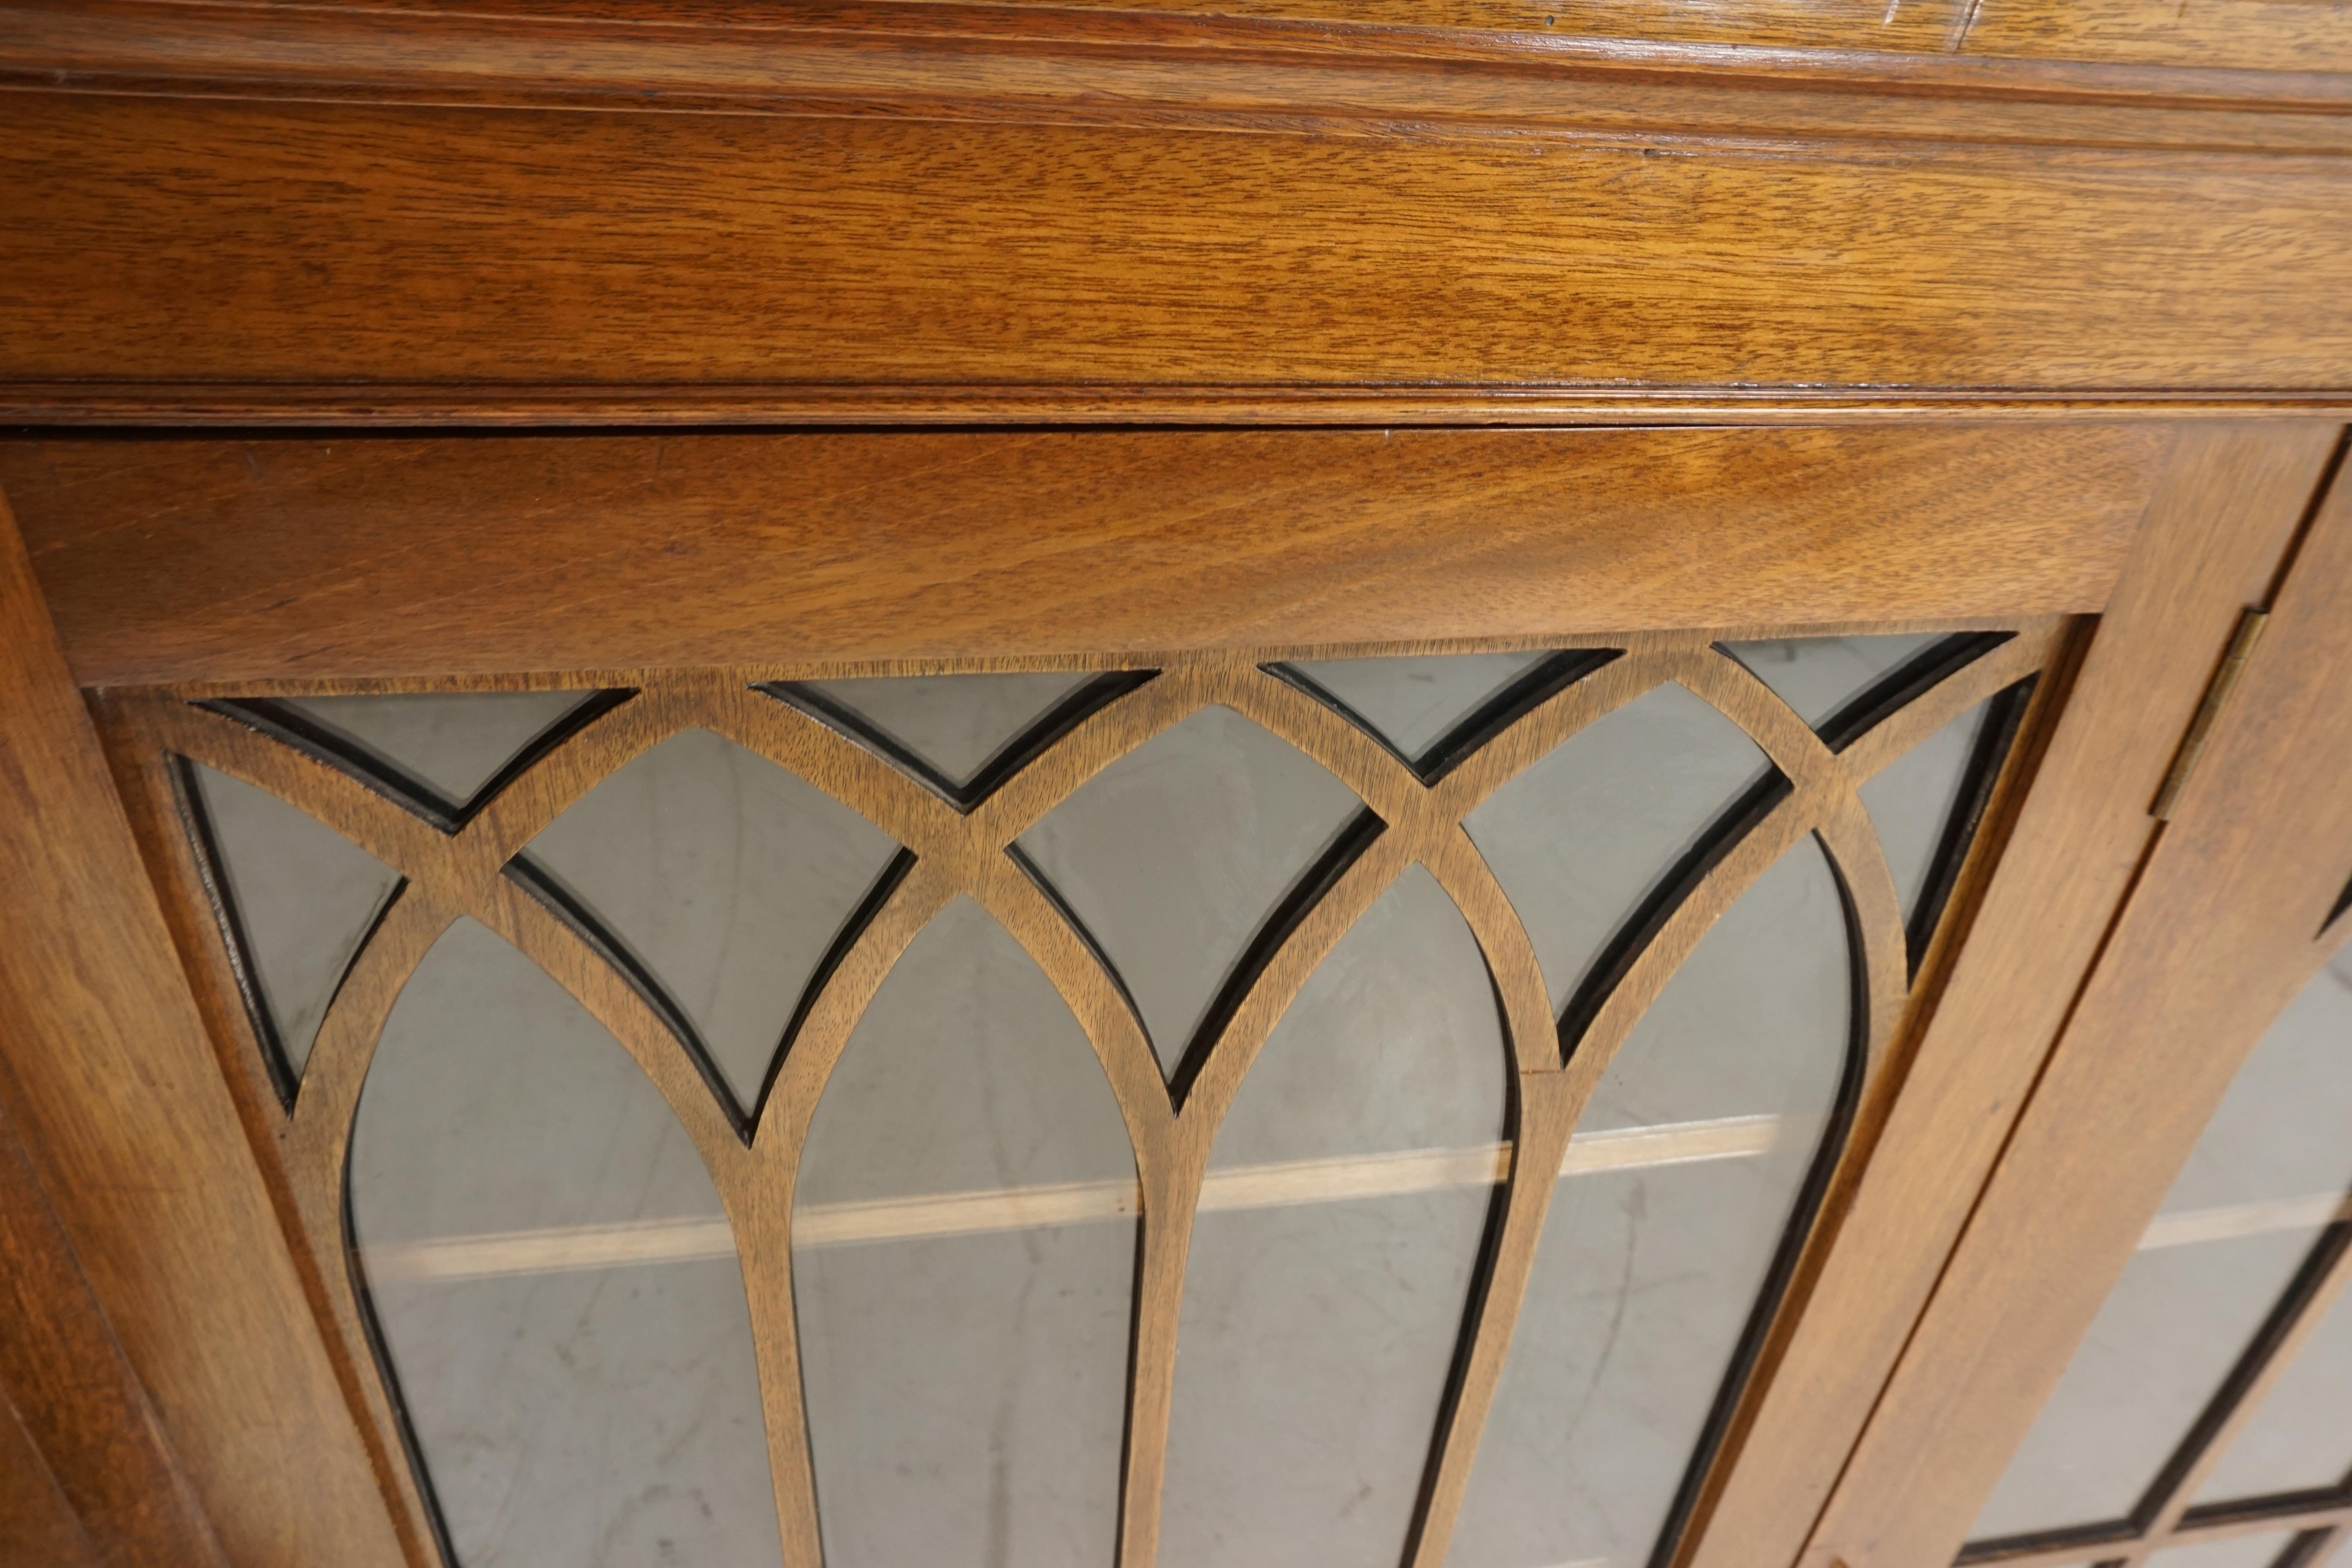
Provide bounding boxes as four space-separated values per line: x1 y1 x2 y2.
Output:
5 89 2352 403
0 0 1986 69
13 387 2352 427
9 1 2352 128
1963 0 2352 74
2 427 2159 686
105 619 2061 1568
9 0 2352 1546
0 1390 100 1568
0 495 411 1568
1807 440 2352 1568
0 1091 225 1568
1702 422 2348 1568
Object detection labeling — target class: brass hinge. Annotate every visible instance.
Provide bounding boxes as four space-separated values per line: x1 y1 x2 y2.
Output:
2151 606 2270 821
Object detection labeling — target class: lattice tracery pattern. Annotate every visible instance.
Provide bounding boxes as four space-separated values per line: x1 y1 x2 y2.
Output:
109 624 2060 1568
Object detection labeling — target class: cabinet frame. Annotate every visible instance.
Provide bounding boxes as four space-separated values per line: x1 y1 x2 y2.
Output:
0 417 2341 1567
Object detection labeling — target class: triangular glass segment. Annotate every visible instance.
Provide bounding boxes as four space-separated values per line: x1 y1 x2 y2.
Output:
1278 651 1555 775
1719 635 1945 732
516 728 903 1123
218 690 606 826
782 671 1108 806
1016 705 1365 1083
185 762 402 1099
1858 686 2026 972
1464 682 1773 1029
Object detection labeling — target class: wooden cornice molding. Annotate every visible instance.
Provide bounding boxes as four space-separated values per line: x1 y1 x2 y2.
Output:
5 0 2352 150
8 1 2352 413
8 383 2352 428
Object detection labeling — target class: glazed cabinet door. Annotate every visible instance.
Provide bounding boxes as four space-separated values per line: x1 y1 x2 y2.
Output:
1808 443 2352 1566
0 423 2337 1568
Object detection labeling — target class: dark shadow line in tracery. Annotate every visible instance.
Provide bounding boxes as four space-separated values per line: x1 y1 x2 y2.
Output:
1259 647 1622 787
169 751 408 1114
755 669 1159 814
1904 675 2037 981
199 688 637 835
502 851 754 1147
1646 827 1872 1568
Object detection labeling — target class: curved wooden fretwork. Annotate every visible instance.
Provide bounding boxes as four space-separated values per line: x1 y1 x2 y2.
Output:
107 620 2065 1568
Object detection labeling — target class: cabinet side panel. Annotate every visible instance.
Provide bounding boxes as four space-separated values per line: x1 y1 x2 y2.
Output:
0 492 413 1568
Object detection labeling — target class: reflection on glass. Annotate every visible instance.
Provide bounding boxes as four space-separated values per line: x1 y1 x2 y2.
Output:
1018 705 1362 1078
793 898 1134 1568
1285 652 1553 767
1971 948 2352 1542
1465 682 1768 1020
1720 634 1944 730
349 918 779 1568
1858 697 1993 931
280 690 594 809
800 671 1093 789
188 763 401 1085
2149 1533 2303 1568
1452 840 1852 1568
520 728 901 1115
1161 868 1508 1568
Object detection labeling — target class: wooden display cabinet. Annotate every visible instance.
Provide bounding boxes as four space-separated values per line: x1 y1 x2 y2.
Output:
3 7 2351 1568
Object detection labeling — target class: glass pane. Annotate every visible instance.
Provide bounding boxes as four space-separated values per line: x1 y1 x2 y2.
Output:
1975 1231 2324 1540
1464 682 1769 1021
1858 697 1994 932
1452 839 1852 1568
1971 947 2352 1541
799 671 1093 789
1161 867 1509 1568
349 918 779 1568
2166 948 2352 1216
279 690 595 809
2149 1533 2301 1568
2200 1279 2352 1503
519 728 901 1116
1017 705 1362 1078
793 898 1134 1568
1284 651 1553 766
1720 634 1945 730
2192 949 2352 1505
188 763 401 1087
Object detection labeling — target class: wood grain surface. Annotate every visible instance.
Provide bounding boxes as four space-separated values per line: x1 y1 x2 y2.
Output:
1962 0 2352 73
9 0 2351 122
2 426 2163 686
0 494 412 1568
0 1383 100 1568
1692 421 2348 1567
0 1092 224 1568
16 0 2352 77
5 93 2352 401
1 0 1984 59
1806 432 2352 1568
